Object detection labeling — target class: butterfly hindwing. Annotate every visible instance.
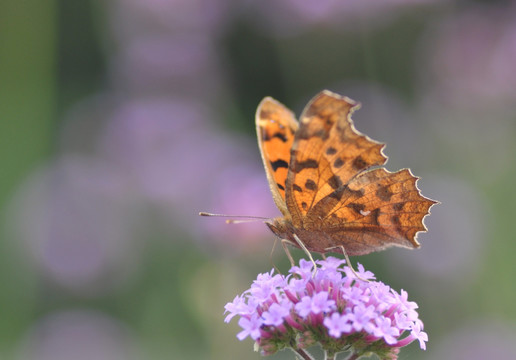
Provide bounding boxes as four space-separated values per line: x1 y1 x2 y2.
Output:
311 168 437 255
256 97 299 217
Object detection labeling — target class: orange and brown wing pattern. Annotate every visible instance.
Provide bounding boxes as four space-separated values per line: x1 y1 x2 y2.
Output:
310 168 437 255
285 90 387 226
256 96 299 217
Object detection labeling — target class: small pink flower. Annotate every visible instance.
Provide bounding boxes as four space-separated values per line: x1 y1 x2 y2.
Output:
224 257 428 359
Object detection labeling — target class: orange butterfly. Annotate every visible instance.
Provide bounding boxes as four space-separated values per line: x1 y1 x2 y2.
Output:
202 90 437 271
254 90 437 267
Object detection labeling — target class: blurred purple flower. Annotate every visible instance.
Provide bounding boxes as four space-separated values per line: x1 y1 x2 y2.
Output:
262 302 291 327
409 321 428 350
8 156 142 295
100 97 204 163
100 98 222 204
100 97 278 249
111 0 231 37
224 257 427 358
332 82 425 168
350 304 376 332
237 314 262 341
111 35 220 93
14 310 140 360
299 291 335 316
294 296 315 319
387 175 487 289
373 317 400 345
195 164 279 252
324 312 352 338
420 4 516 108
247 0 443 36
108 0 231 96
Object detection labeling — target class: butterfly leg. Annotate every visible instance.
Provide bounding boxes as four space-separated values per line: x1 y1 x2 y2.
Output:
280 239 296 267
269 238 283 275
292 234 318 277
325 245 369 282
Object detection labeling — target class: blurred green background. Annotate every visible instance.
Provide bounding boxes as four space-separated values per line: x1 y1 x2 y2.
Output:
1 0 516 359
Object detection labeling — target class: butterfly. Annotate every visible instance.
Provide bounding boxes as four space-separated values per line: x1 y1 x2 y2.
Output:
254 90 437 267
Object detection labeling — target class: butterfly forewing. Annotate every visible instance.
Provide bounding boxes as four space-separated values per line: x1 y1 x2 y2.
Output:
285 91 387 227
256 97 299 217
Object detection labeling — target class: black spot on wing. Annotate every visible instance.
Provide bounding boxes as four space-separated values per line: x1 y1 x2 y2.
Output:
270 159 289 172
346 202 365 214
391 215 402 233
328 189 344 200
370 208 380 225
293 184 303 192
291 159 318 173
352 156 368 171
328 175 342 190
297 127 329 140
376 185 394 201
393 203 404 211
277 183 285 191
333 158 344 168
350 187 365 198
305 179 317 191
264 132 287 142
326 147 337 155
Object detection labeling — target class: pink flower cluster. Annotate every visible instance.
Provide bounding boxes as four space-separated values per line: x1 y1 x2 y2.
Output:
224 257 427 359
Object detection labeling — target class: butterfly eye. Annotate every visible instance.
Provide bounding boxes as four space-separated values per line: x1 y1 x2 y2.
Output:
265 221 288 240
265 222 279 235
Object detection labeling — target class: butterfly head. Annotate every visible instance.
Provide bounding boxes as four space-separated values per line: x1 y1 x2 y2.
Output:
265 217 295 242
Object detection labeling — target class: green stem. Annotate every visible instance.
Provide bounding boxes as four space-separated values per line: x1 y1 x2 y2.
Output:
324 351 336 360
345 352 361 360
292 348 315 360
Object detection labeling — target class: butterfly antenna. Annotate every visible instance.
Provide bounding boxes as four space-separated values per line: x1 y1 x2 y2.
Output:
199 212 268 219
224 219 263 224
199 212 269 224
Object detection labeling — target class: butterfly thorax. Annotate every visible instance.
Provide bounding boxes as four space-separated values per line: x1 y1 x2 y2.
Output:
265 217 294 242
266 217 336 254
